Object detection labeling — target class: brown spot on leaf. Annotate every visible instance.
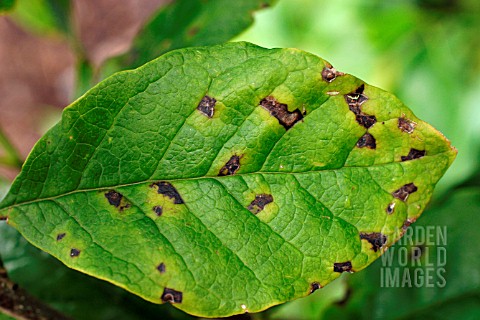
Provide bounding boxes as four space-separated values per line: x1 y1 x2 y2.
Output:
70 248 80 257
153 205 163 216
344 85 376 128
355 114 377 128
260 96 303 130
386 202 395 215
157 263 166 273
398 117 417 133
356 132 376 149
56 233 66 241
402 218 416 231
105 190 122 207
401 148 426 161
360 232 387 252
197 95 216 118
161 288 183 304
392 183 418 201
150 182 184 204
247 194 274 214
333 261 353 273
218 155 241 176
310 282 321 293
321 65 344 82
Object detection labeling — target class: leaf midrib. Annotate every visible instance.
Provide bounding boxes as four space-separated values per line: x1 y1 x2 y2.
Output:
0 151 451 215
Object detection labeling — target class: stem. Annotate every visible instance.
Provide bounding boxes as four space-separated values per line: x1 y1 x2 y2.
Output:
0 255 71 320
74 58 96 98
0 126 22 169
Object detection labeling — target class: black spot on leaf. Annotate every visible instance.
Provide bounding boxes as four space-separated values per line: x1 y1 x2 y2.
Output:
360 232 387 252
333 261 353 273
197 95 216 118
356 133 376 149
157 263 166 273
150 182 184 204
161 288 183 304
344 85 376 128
247 194 274 214
321 65 343 82
401 148 426 161
310 282 321 293
386 202 395 214
218 155 241 176
260 96 303 130
56 233 66 241
355 114 377 128
398 116 416 133
105 190 122 207
70 248 80 257
153 205 163 216
392 183 418 201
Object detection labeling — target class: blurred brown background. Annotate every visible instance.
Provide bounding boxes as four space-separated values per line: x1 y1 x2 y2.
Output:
0 0 168 180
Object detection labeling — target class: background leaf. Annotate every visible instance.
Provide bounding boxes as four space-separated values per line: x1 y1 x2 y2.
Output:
0 42 455 317
115 0 279 69
0 0 15 13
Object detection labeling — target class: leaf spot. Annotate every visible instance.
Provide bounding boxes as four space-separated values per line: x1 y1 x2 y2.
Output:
355 114 377 129
197 95 216 118
398 116 417 133
70 248 80 257
161 288 183 304
321 65 344 82
260 96 304 130
392 183 418 201
402 218 416 231
247 194 274 214
153 205 163 216
105 190 123 207
157 263 166 273
360 232 387 252
401 148 426 161
56 233 66 241
218 155 242 176
386 202 395 215
356 132 376 149
333 261 353 273
345 85 376 128
150 182 184 204
310 282 321 293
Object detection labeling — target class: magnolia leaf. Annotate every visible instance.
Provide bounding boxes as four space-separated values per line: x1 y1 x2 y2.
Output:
0 42 456 317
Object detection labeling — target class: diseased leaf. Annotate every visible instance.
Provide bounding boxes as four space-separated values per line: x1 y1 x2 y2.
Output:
0 42 456 317
122 0 278 68
323 186 480 320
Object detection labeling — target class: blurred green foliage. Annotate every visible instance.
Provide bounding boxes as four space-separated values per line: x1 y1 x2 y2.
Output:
0 0 15 13
0 0 479 319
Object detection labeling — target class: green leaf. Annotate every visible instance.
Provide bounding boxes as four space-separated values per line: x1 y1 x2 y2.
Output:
0 224 195 320
122 0 278 68
323 186 480 319
0 42 456 317
0 0 15 13
11 0 71 35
